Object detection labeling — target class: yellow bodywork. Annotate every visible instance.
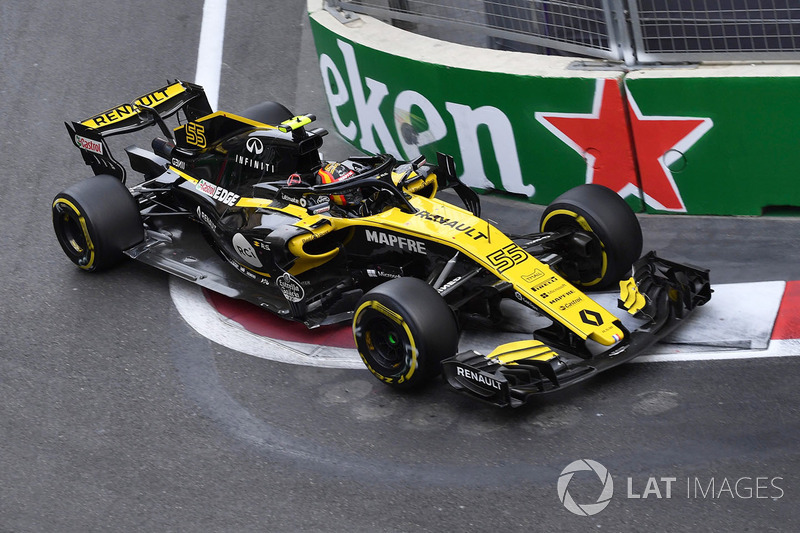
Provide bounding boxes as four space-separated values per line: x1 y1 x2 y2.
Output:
253 175 625 347
487 340 559 365
163 116 624 346
81 82 188 130
619 276 648 315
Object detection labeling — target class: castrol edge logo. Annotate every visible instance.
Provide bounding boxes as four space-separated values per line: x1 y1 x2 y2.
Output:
75 134 103 155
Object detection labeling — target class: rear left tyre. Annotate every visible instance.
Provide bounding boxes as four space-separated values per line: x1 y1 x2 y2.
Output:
52 174 144 272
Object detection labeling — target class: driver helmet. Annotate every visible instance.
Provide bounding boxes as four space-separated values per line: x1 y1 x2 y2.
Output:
316 161 362 206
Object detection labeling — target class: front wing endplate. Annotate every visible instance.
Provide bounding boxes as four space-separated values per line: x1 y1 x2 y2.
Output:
442 251 711 407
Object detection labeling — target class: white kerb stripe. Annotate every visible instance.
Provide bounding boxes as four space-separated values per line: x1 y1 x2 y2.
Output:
170 277 798 367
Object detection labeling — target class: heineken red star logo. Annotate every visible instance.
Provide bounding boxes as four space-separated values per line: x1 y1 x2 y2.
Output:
536 79 713 212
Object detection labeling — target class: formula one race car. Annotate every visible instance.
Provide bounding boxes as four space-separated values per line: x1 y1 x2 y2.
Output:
53 80 711 407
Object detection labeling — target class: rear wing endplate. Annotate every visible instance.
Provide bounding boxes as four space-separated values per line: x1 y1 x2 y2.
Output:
65 80 212 182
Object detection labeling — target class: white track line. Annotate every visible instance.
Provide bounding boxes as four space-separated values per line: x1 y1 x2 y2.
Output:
636 339 800 363
194 0 227 111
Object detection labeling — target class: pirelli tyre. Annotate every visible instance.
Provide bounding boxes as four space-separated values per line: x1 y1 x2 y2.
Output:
541 184 642 290
353 277 459 389
240 101 294 126
52 174 144 272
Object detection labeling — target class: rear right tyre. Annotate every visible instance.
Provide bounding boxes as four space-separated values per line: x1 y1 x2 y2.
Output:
240 101 294 126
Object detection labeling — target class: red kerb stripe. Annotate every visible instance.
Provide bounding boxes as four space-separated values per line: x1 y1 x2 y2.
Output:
203 289 356 348
772 281 800 340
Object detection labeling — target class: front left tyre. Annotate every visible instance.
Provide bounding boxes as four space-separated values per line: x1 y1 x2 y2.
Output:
353 277 459 389
52 174 144 272
540 184 642 290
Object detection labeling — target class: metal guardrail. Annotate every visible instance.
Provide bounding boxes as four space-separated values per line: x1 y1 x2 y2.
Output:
630 1 800 63
325 0 800 65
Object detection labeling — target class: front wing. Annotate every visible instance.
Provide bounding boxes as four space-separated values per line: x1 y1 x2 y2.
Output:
441 252 711 407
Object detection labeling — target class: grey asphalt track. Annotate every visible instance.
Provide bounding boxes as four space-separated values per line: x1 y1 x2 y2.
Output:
1 1 800 531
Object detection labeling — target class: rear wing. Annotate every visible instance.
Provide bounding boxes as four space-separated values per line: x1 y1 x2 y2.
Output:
65 80 212 182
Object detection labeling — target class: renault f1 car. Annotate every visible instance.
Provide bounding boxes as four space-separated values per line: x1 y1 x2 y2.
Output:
53 80 711 407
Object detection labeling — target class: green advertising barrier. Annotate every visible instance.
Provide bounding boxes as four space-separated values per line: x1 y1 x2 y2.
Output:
309 2 800 215
307 3 642 212
626 71 800 214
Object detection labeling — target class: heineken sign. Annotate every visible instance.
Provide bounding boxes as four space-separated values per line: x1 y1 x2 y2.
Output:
317 38 533 198
310 11 800 215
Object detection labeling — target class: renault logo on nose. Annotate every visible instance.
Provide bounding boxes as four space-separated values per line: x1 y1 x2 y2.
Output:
246 137 264 155
579 309 603 326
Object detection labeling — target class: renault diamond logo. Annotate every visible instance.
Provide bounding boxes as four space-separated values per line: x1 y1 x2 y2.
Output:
579 309 603 326
246 137 264 155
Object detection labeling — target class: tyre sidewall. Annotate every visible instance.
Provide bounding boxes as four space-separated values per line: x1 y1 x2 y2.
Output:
353 278 459 389
541 184 642 289
240 101 294 125
52 175 143 271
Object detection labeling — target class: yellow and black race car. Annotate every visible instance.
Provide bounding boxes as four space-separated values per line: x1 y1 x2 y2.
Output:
54 80 711 407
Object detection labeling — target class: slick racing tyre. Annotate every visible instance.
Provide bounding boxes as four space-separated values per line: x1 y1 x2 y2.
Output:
541 184 642 290
52 175 144 272
240 101 294 126
353 277 459 389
